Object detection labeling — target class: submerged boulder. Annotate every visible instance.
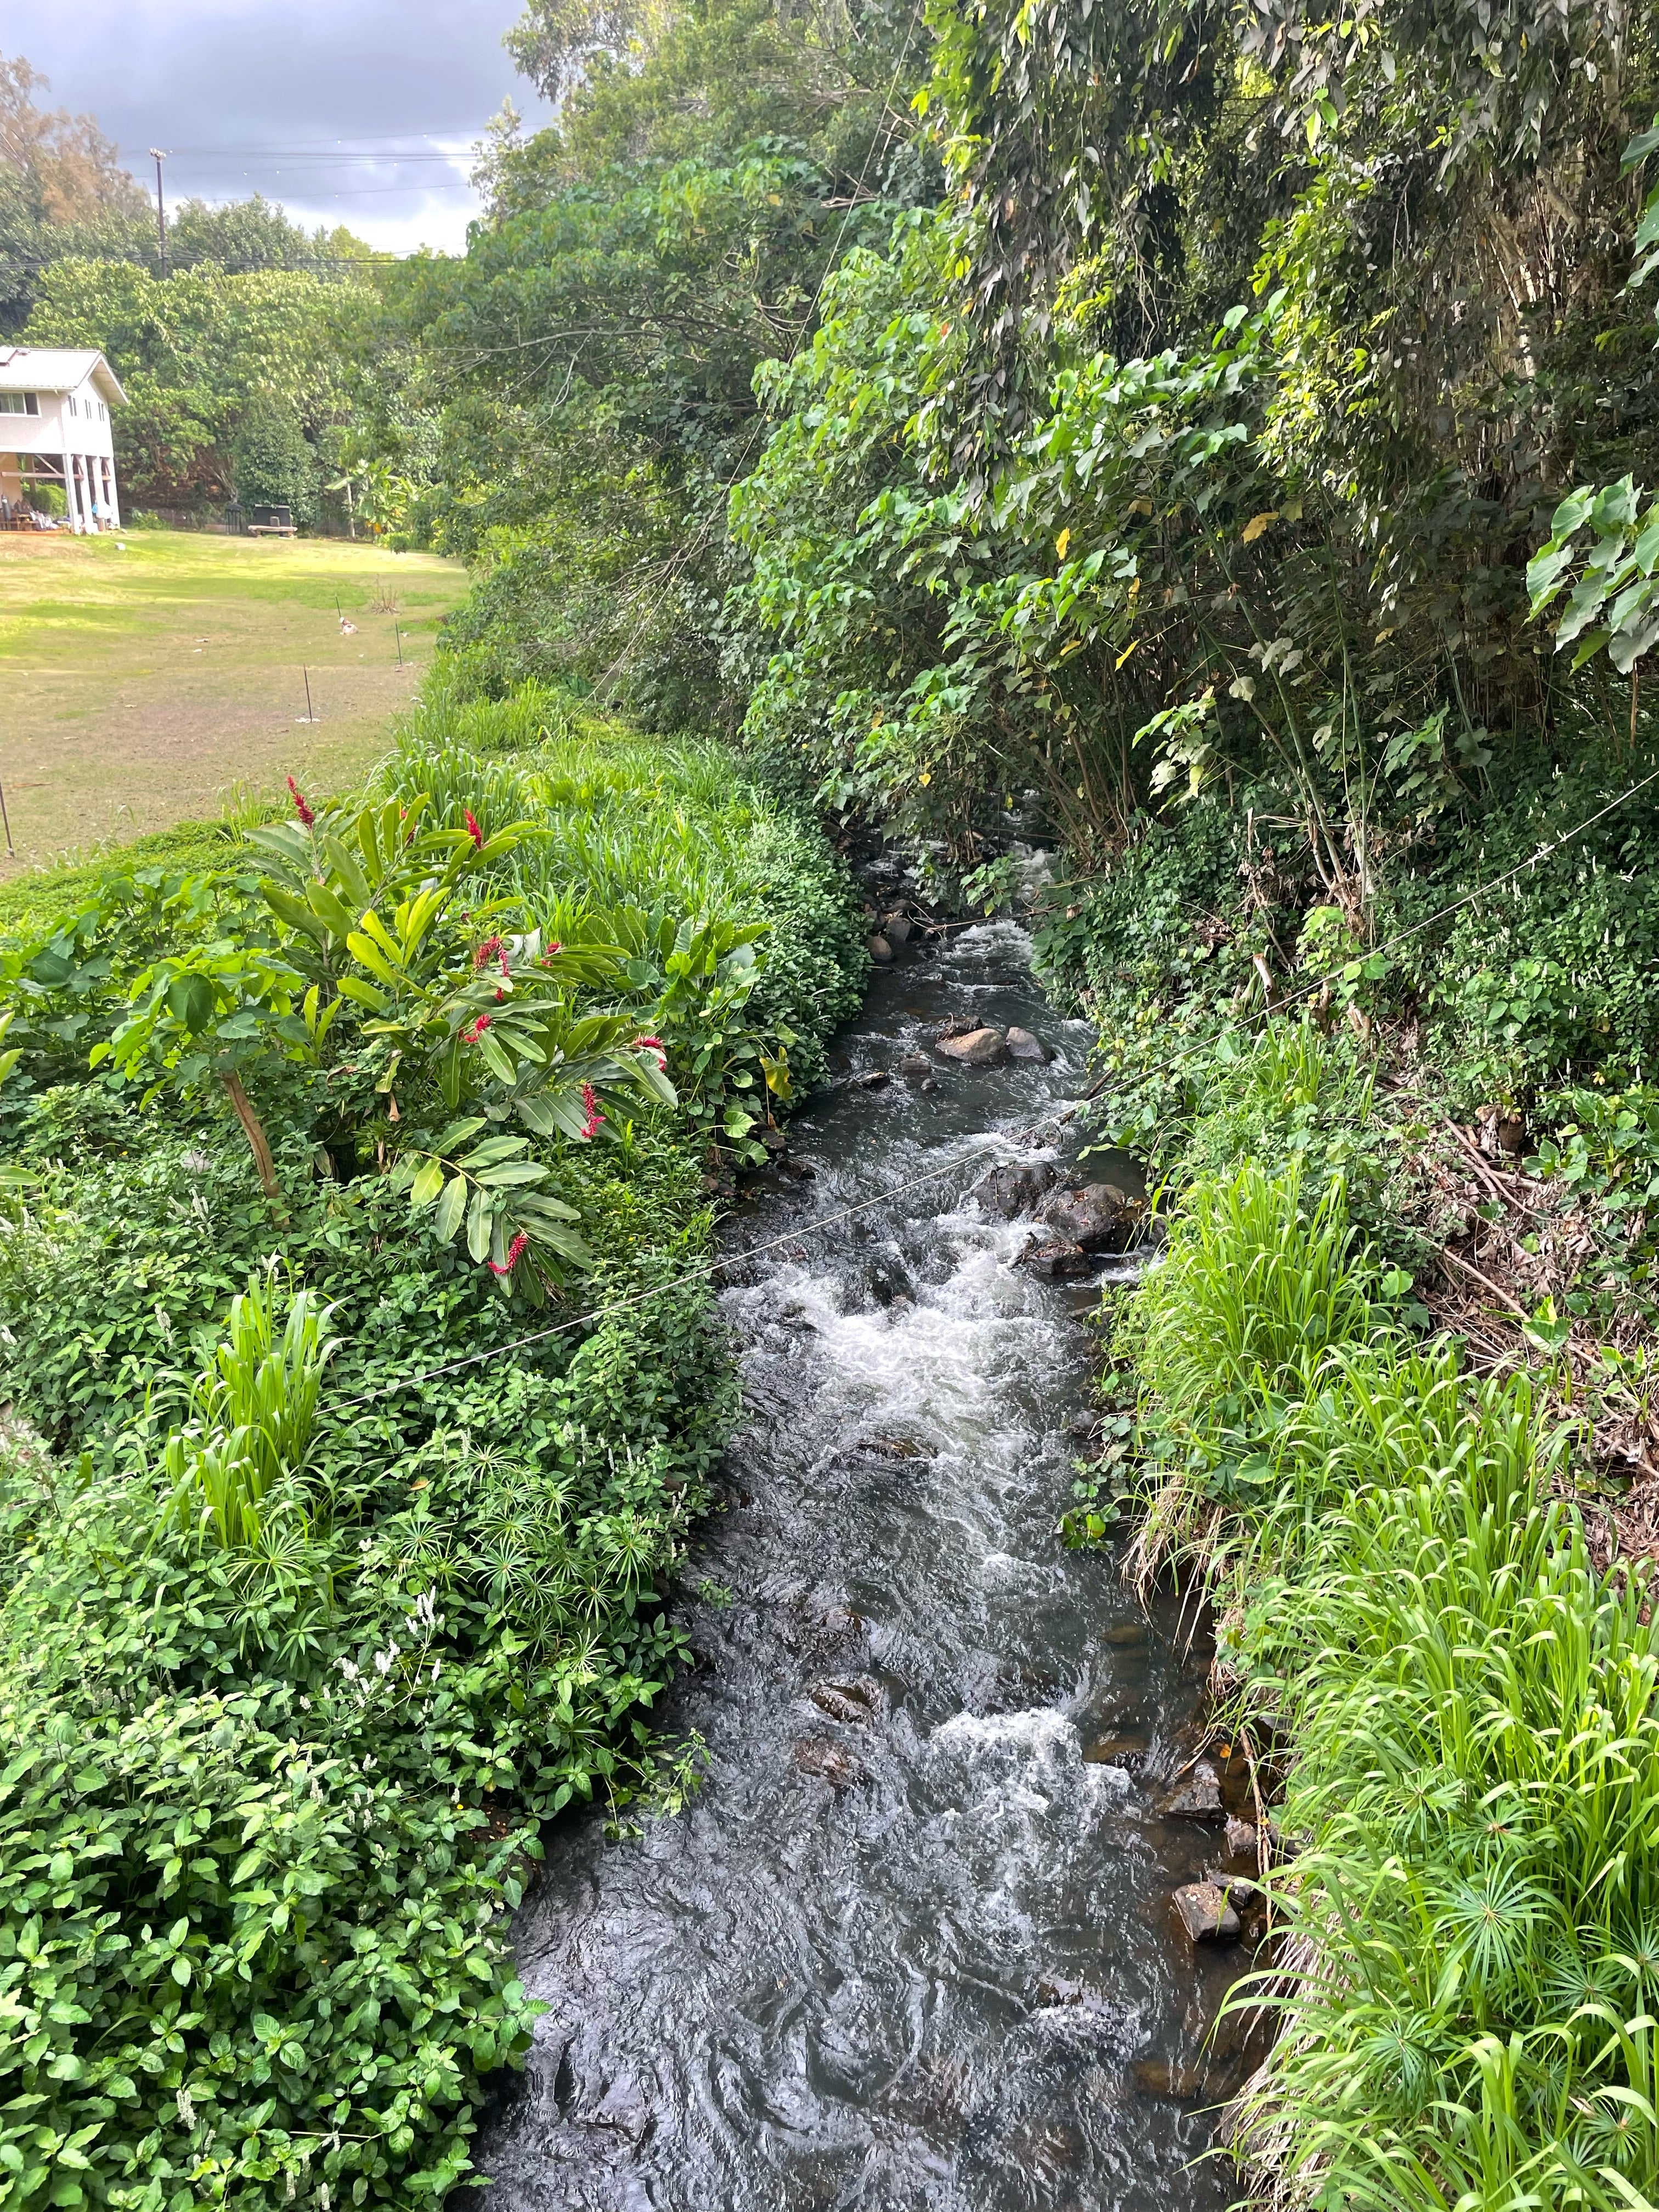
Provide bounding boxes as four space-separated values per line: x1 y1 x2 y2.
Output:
970 1160 1060 1217
1224 1815 1259 1863
1158 1760 1225 1820
1017 1238 1093 1280
794 1737 865 1788
810 1677 883 1726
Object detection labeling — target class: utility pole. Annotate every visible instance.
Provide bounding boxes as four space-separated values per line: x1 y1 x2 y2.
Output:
149 149 168 276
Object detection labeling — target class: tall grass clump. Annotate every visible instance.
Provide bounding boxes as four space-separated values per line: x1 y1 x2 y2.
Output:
1119 1037 1659 2211
165 1270 338 1548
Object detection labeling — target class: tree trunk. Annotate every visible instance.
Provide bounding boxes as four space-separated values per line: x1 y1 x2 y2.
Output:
221 1070 287 1216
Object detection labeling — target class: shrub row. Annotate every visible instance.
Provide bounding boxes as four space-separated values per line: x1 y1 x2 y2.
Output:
0 692 865 2208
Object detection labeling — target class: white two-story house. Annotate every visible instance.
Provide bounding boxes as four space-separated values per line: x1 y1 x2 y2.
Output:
0 348 127 532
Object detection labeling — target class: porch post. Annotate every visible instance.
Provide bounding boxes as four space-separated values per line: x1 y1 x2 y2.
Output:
63 453 81 532
102 456 121 530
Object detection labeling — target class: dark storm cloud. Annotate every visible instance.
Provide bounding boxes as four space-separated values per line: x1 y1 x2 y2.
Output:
6 0 551 250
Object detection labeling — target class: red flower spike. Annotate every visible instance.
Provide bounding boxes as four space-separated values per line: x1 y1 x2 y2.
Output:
580 1081 606 1141
489 1232 529 1277
630 1035 668 1071
464 809 484 849
461 1013 493 1045
286 775 315 828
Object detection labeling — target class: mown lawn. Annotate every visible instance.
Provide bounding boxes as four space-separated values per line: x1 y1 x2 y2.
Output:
0 528 467 873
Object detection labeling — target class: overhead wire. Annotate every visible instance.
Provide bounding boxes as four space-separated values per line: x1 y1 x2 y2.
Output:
322 759 1659 1414
580 0 930 698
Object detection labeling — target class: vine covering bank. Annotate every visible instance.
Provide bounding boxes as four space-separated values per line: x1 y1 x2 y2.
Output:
0 676 865 2209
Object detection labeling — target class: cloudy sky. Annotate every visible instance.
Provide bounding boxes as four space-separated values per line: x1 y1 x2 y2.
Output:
9 0 552 253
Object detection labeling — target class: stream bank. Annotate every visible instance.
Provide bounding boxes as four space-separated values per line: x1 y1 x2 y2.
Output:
483 916 1253 2210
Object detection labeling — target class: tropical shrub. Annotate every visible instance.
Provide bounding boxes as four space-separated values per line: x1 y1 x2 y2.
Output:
0 687 863 2207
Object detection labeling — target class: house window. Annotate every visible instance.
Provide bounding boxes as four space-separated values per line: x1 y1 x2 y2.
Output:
0 394 38 416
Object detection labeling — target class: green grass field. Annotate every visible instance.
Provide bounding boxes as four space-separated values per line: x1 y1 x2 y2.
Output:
0 528 468 873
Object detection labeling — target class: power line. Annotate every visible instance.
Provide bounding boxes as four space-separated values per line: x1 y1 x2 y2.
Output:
584 0 929 697
127 134 486 153
153 154 476 167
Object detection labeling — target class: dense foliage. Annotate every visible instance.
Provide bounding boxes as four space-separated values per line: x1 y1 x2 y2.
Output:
0 686 864 2208
1096 1028 1659 2209
407 0 935 714
21 0 1659 2196
716 0 1659 890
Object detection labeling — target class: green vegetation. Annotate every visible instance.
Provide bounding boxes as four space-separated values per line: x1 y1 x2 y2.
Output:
17 0 1659 2197
1096 1043 1659 2209
0 676 865 2208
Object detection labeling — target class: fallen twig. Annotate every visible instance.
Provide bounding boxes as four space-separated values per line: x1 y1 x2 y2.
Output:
1437 1243 1530 1318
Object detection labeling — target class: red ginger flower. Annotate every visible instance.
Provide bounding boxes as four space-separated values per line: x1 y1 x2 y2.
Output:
630 1035 668 1071
461 1013 492 1045
464 809 484 849
489 1232 529 1278
579 1081 606 1140
473 935 510 978
286 775 315 828
538 940 563 966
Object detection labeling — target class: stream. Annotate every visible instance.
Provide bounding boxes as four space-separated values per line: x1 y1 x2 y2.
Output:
482 915 1245 2211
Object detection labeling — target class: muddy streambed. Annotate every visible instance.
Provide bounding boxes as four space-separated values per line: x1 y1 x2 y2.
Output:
482 919 1251 2211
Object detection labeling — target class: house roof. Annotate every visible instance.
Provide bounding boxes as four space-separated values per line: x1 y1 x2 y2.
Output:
0 348 127 407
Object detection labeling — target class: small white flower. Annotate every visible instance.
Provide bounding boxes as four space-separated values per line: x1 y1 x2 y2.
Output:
176 2085 196 2128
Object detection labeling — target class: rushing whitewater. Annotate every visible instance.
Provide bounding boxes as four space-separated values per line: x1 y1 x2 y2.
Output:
483 921 1238 2211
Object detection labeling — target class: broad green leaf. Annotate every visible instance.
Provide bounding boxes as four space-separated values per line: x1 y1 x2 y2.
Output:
320 832 372 909
434 1173 468 1244
334 975 390 1012
457 1136 529 1169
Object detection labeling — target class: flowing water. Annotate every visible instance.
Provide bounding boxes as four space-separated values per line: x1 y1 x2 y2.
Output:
483 919 1244 2212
